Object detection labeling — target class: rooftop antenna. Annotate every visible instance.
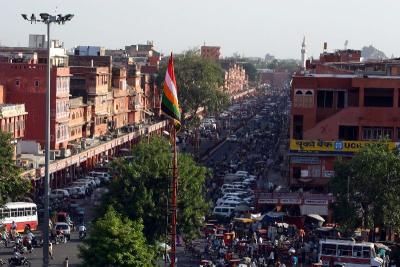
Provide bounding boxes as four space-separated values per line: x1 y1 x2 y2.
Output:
344 40 349 50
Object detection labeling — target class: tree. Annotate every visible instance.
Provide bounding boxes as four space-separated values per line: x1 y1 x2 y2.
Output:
242 62 257 82
267 59 299 73
157 51 229 128
79 206 155 267
0 132 31 205
330 142 400 234
100 137 210 243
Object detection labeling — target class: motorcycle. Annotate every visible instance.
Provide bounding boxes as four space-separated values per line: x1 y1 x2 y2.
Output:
13 243 28 254
55 233 66 244
22 237 33 253
31 236 42 248
8 253 30 266
79 230 86 240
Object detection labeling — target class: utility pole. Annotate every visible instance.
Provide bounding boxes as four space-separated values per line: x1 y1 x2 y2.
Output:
21 13 74 267
347 176 350 202
170 121 178 267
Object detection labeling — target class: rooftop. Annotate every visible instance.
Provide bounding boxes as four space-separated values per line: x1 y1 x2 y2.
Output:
298 73 400 80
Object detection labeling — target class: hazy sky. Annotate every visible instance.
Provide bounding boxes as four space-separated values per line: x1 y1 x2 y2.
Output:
0 0 398 59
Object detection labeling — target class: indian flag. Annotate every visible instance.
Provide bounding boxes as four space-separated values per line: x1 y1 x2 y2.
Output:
161 53 181 129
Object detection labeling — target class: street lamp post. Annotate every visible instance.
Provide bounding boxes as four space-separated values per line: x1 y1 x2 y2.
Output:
21 13 73 267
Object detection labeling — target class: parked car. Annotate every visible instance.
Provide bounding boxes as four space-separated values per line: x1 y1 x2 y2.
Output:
71 181 91 193
64 186 85 199
227 135 238 142
216 196 243 206
77 179 96 189
49 189 69 200
89 172 111 183
220 199 241 208
213 206 235 218
63 187 79 199
85 176 101 186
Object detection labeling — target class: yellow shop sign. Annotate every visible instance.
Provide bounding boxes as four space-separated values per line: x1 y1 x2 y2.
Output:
290 139 398 153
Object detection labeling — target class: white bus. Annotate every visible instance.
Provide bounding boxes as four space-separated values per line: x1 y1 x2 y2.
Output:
0 202 38 232
319 239 383 267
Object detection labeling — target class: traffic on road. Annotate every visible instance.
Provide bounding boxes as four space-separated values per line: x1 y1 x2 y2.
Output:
0 169 111 266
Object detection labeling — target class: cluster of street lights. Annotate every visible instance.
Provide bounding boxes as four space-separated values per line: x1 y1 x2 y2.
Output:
21 13 73 24
21 12 73 267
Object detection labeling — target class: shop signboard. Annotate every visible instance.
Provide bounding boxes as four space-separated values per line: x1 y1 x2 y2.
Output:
304 199 328 205
258 198 279 204
290 139 399 154
280 198 302 205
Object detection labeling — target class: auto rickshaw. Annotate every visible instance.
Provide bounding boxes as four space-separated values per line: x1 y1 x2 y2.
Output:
223 232 234 246
233 217 253 236
57 212 74 229
203 223 217 237
76 210 85 225
216 226 227 235
228 258 240 267
200 260 213 267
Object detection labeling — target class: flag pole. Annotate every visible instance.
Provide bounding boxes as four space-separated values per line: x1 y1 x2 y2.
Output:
170 120 178 267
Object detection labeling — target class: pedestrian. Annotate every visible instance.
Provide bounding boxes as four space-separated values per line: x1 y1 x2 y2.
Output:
11 221 17 231
299 228 305 243
291 254 298 267
63 257 69 267
268 249 275 266
49 242 54 260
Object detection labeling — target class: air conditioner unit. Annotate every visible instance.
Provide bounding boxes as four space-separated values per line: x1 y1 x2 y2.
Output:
81 140 87 149
50 150 58 160
50 150 59 160
60 148 72 158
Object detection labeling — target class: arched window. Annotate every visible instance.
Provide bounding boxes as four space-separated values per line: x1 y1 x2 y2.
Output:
305 90 313 95
295 90 303 95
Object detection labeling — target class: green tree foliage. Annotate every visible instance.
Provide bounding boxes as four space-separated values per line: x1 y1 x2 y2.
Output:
242 62 257 82
79 206 155 267
101 137 210 243
0 132 31 205
267 59 299 73
157 51 229 127
331 142 400 232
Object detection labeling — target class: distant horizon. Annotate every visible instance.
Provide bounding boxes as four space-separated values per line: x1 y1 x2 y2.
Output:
0 38 388 62
0 0 398 60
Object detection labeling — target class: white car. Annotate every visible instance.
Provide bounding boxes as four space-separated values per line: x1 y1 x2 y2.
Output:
54 222 71 240
64 186 86 199
50 189 69 200
227 135 238 142
220 199 241 208
216 196 243 206
85 176 101 186
72 181 90 191
77 179 96 189
63 187 79 199
234 171 249 179
213 206 235 218
89 172 111 183
223 192 248 199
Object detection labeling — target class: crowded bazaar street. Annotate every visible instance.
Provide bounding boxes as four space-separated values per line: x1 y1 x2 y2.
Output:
176 88 393 267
